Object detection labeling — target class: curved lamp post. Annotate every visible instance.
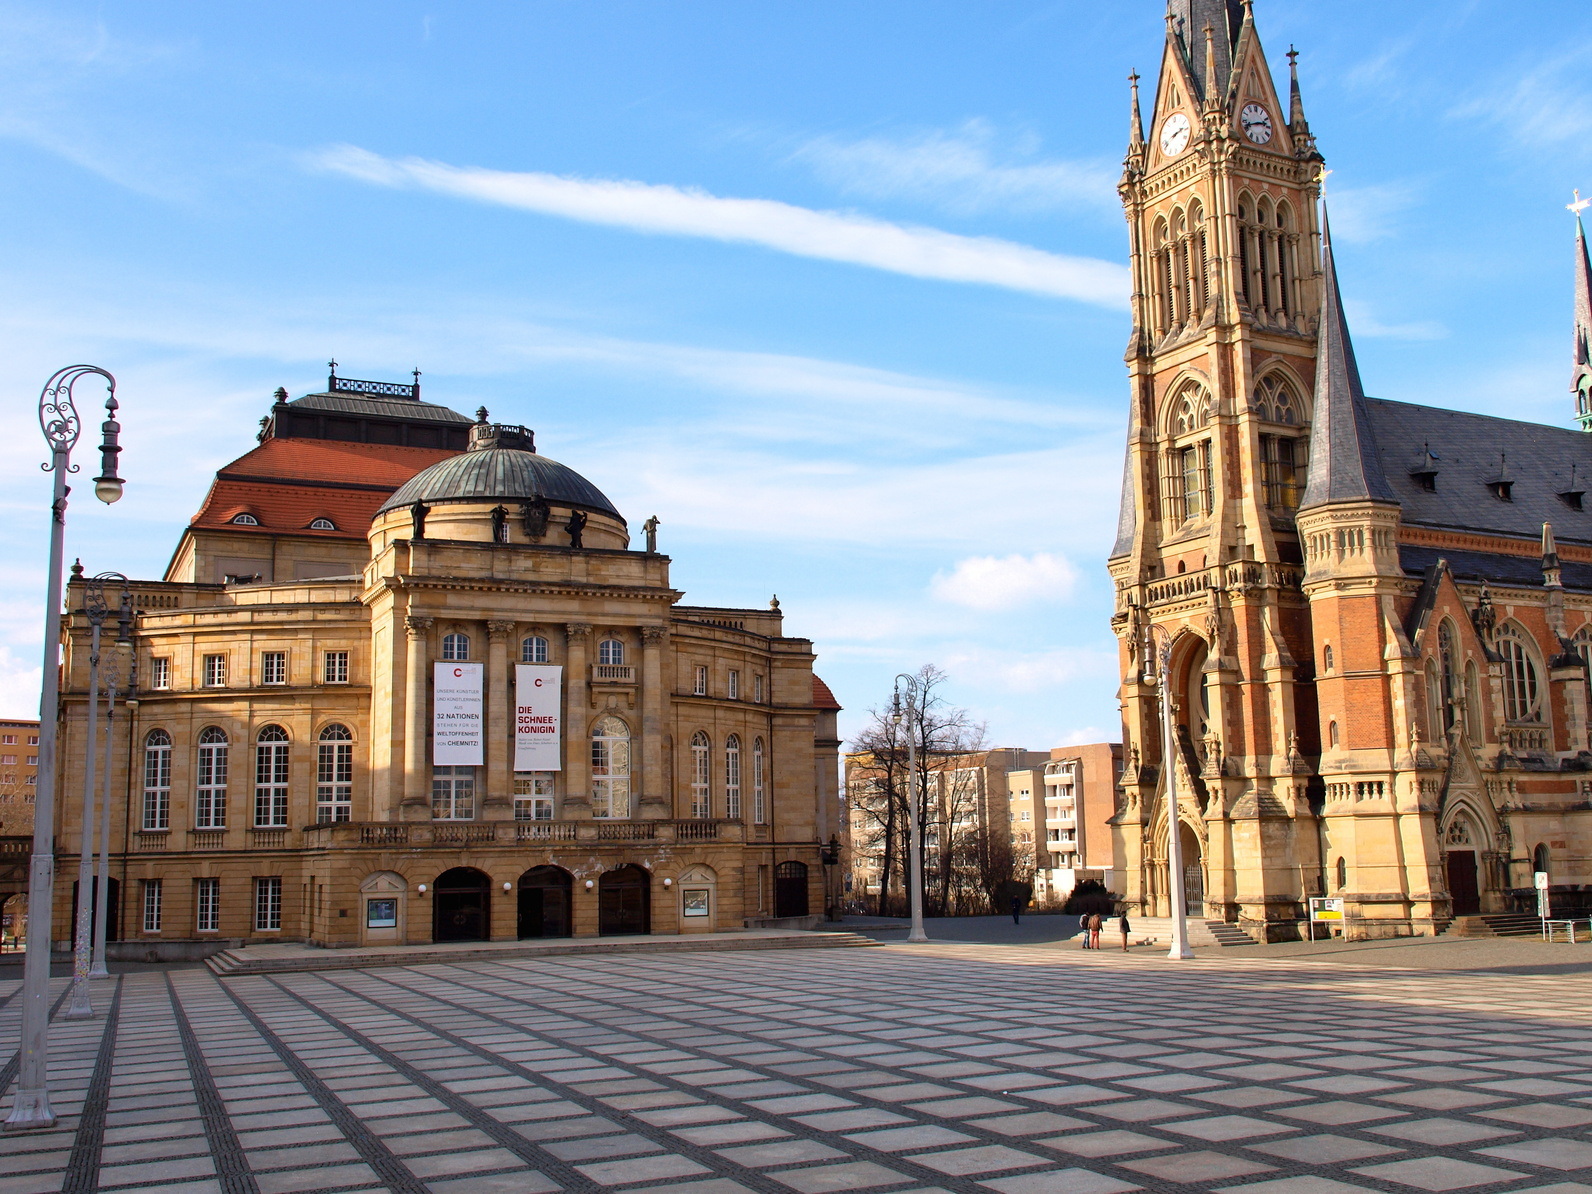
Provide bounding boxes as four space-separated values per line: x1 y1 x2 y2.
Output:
5 366 122 1131
1145 623 1194 960
891 674 929 944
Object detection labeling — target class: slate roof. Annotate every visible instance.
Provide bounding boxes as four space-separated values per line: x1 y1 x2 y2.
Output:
1168 0 1245 102
1364 398 1592 547
1299 217 1397 511
285 391 473 425
378 447 621 518
1399 545 1592 592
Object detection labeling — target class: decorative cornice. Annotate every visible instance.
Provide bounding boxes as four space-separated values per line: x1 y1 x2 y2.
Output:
404 616 433 635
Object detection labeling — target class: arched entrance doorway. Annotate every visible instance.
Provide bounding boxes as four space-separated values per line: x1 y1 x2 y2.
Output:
69 877 119 944
432 868 490 942
1179 822 1204 910
1444 819 1482 916
518 866 573 939
775 861 809 918
598 865 650 936
2 893 26 949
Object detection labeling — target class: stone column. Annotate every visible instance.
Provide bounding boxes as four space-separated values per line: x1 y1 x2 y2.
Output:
639 625 669 819
485 620 515 818
563 623 592 818
401 616 434 821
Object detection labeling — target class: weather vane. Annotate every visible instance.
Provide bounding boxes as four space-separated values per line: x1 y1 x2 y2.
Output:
1570 189 1590 216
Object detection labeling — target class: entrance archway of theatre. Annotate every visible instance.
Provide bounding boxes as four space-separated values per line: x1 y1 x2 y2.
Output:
360 871 406 945
598 865 651 936
432 867 490 942
775 860 810 919
1146 800 1208 919
676 864 717 934
518 866 573 939
1440 806 1495 917
70 877 120 944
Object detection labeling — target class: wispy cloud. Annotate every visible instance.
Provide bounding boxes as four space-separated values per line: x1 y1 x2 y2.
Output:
1451 44 1592 149
789 119 1118 216
1344 299 1446 342
310 145 1129 308
1328 182 1420 245
930 552 1078 611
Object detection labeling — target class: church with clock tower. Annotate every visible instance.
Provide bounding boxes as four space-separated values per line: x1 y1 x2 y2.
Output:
1110 0 1592 940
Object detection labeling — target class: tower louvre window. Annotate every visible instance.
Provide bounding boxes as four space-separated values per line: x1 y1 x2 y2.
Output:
1261 435 1301 510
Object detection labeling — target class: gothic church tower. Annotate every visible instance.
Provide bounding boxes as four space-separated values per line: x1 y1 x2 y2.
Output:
1109 0 1328 934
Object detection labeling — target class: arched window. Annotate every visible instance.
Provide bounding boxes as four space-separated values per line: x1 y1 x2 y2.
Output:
1256 375 1304 511
1425 657 1444 743
1464 660 1484 741
1438 621 1460 733
1498 624 1542 723
598 639 625 667
522 635 549 664
441 633 470 662
1534 842 1550 877
308 517 336 531
143 729 172 831
1335 857 1347 890
1255 198 1273 312
254 725 290 828
196 727 228 830
690 731 711 819
1167 383 1214 524
1323 645 1334 674
230 513 259 526
1236 197 1254 309
1328 720 1339 749
1575 625 1592 700
591 716 631 819
1153 217 1172 333
753 737 767 825
1275 204 1293 318
317 724 353 823
724 735 742 820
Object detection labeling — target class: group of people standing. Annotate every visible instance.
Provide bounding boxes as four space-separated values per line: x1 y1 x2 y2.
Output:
1078 911 1130 951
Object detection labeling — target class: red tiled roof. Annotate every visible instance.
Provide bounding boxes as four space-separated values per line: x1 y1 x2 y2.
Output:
190 438 459 537
812 675 841 711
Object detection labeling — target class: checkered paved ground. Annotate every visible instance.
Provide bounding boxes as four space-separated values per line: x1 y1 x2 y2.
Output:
2 941 1590 1194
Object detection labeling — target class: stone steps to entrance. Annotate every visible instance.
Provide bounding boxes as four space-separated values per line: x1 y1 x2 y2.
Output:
1205 920 1261 947
1108 918 1249 948
1439 913 1545 938
205 928 881 977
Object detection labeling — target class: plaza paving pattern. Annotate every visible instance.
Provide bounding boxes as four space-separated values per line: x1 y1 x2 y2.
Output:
2 942 1591 1194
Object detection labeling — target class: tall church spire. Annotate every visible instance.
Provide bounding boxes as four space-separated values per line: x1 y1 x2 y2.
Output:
1571 194 1592 431
1166 0 1244 102
1298 211 1397 510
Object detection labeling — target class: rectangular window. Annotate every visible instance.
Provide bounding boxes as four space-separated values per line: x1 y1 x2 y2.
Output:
203 654 227 688
693 665 708 696
261 651 286 685
1261 435 1302 511
254 738 290 828
196 738 227 829
323 651 349 684
316 739 353 824
26 756 36 766
513 773 555 821
142 879 162 933
196 878 220 932
725 743 741 820
152 657 171 690
691 740 710 819
143 738 171 831
754 674 764 703
0 735 13 745
728 670 740 700
432 767 476 820
0 757 13 766
27 735 37 746
254 877 282 931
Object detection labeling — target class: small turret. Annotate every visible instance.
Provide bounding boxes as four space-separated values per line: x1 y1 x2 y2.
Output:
1571 198 1592 430
1544 521 1563 589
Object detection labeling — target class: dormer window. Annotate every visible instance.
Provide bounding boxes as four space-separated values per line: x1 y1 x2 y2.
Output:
1560 463 1584 510
231 513 259 526
1486 453 1513 502
309 518 336 531
1408 443 1439 492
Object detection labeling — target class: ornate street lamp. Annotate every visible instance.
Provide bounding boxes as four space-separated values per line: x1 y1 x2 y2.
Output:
891 674 929 944
1145 623 1194 960
6 366 121 1132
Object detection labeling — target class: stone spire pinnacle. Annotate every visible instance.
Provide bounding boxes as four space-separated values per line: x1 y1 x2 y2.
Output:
1298 209 1398 511
1571 195 1592 430
1544 521 1563 588
1287 45 1308 132
1129 70 1145 150
1166 0 1245 104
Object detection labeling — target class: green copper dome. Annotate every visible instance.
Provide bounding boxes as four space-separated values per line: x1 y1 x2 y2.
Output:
378 444 621 518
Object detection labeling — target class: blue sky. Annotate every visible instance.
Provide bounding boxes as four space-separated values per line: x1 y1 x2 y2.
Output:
1 1 1590 750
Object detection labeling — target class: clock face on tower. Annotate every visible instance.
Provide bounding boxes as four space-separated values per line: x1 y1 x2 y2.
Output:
1241 103 1273 144
1159 112 1191 157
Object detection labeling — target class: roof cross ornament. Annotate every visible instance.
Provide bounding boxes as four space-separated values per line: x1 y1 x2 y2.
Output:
1316 166 1332 197
1571 190 1591 217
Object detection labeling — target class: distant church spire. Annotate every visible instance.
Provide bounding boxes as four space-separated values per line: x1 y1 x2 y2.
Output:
1298 210 1397 511
1571 191 1592 431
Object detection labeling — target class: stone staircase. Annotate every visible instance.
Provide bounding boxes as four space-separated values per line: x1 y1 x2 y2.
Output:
1205 920 1260 947
1113 918 1256 948
206 928 880 977
1441 913 1542 939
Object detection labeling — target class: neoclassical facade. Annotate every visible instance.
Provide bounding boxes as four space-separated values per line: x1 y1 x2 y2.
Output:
54 375 840 952
1110 0 1592 939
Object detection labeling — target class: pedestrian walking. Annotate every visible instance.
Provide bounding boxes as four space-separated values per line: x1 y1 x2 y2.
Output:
1089 912 1102 949
1079 912 1090 948
1119 912 1131 951
1011 895 1021 925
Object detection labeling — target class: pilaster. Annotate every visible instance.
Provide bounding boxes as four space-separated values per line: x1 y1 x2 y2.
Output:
401 615 433 821
484 620 514 818
563 623 592 818
639 625 669 819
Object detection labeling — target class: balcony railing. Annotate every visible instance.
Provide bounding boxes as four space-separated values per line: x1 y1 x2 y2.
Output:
302 819 744 848
1502 724 1551 753
592 664 636 683
189 830 227 850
